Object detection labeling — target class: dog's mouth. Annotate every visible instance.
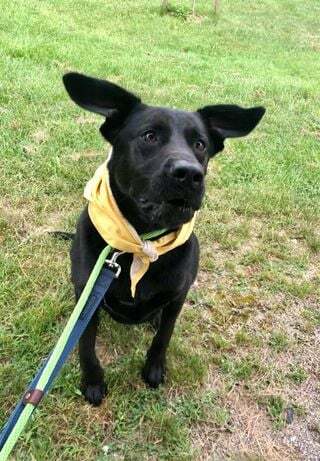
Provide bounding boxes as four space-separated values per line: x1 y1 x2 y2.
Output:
139 197 194 211
166 198 193 213
137 196 199 225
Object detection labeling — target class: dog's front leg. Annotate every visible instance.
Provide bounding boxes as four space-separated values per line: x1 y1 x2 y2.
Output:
142 295 185 388
79 309 106 406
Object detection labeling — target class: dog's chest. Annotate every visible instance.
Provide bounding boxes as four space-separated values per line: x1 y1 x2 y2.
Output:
102 252 186 324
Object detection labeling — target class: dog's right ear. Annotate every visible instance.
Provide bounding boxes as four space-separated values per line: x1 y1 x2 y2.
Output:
63 72 141 143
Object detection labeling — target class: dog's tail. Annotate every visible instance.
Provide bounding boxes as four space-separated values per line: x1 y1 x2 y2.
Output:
48 231 75 241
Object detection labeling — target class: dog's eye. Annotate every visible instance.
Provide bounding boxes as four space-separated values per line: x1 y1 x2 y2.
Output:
194 140 206 152
142 130 157 144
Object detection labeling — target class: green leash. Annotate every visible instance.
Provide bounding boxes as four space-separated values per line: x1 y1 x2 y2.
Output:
0 228 166 461
0 245 111 461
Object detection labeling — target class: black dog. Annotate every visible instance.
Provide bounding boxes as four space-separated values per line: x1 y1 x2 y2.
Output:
63 72 265 406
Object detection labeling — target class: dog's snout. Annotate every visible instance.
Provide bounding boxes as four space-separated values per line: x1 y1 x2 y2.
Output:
169 160 204 189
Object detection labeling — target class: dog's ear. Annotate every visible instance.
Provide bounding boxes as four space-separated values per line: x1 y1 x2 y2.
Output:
63 72 141 142
197 105 265 154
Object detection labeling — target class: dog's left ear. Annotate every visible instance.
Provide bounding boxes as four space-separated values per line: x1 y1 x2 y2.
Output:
63 72 141 143
197 105 265 154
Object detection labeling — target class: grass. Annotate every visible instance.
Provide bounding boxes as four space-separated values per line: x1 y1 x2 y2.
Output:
265 396 286 430
0 0 320 459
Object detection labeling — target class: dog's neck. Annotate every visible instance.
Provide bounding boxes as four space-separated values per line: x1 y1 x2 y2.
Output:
108 173 158 235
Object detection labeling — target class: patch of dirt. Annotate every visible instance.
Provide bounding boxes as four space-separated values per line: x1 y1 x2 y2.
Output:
0 200 64 242
75 114 98 125
32 128 49 144
249 324 320 460
192 381 300 460
96 336 114 364
191 238 320 460
71 149 102 161
21 129 49 155
275 325 320 461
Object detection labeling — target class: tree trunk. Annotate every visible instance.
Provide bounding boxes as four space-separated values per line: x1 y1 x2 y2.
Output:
161 0 168 11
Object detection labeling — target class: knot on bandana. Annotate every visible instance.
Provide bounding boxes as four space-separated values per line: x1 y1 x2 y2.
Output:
83 154 197 298
141 240 158 262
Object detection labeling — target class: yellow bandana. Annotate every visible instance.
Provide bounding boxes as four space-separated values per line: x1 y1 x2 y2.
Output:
84 158 196 298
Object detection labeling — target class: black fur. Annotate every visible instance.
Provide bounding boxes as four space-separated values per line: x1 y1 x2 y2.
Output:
63 72 265 405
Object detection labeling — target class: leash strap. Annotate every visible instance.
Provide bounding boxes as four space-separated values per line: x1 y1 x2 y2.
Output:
0 227 167 461
0 245 114 460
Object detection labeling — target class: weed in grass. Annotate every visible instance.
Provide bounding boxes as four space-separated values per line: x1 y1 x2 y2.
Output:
284 280 315 298
224 259 236 271
235 328 252 346
265 395 286 429
105 389 195 459
169 341 208 386
173 391 230 429
211 333 233 351
173 394 207 423
112 389 166 437
268 331 289 352
161 3 190 20
212 407 231 428
297 225 320 253
234 328 262 347
286 365 308 384
186 287 213 308
291 403 307 418
304 232 320 253
143 412 192 460
240 250 266 266
216 355 261 381
302 307 320 327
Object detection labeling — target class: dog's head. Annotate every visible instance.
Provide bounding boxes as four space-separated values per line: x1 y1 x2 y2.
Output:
63 73 265 231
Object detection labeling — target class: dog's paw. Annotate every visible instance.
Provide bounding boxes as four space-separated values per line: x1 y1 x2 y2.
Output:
142 359 165 388
81 382 107 406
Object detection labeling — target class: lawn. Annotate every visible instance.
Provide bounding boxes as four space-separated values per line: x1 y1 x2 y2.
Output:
0 0 319 459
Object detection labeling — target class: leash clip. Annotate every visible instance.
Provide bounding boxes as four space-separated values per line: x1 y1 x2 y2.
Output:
105 251 124 278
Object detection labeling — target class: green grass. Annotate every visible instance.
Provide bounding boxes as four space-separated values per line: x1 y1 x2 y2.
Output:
286 365 308 384
268 331 289 352
1 0 320 459
265 395 286 430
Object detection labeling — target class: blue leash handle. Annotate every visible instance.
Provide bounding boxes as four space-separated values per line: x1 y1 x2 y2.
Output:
0 266 115 451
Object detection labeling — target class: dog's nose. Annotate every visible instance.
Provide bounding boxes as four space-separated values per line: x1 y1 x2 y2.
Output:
169 160 204 189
